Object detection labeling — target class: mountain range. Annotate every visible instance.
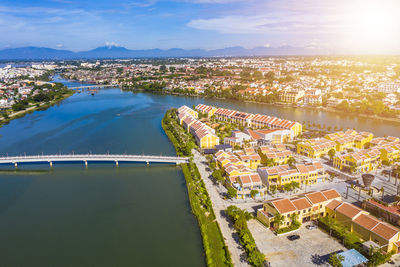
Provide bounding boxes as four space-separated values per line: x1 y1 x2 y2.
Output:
0 45 327 60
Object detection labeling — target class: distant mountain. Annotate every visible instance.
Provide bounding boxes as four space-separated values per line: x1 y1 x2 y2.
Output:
0 45 327 60
0 46 74 60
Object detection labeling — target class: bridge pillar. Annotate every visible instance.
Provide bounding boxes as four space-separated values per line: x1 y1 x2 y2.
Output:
84 160 88 168
115 160 119 167
14 162 18 169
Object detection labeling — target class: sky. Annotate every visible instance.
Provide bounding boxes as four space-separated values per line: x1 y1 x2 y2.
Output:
1 0 400 53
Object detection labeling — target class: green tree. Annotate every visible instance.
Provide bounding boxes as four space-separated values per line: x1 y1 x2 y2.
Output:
287 157 296 168
250 190 259 199
227 187 237 199
269 184 277 195
328 253 344 267
290 212 299 224
328 148 336 161
212 169 224 184
273 213 285 229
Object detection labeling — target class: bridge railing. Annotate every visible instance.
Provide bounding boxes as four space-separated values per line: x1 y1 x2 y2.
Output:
0 154 189 162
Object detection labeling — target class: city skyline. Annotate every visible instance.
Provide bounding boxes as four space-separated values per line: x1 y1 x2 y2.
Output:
1 0 400 54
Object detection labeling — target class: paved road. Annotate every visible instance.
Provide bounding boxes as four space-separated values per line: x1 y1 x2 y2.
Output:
193 150 250 267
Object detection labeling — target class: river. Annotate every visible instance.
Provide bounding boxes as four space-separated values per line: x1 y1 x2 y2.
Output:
0 75 398 266
0 76 207 267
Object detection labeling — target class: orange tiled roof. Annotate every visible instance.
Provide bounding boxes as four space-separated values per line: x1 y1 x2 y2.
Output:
271 198 297 214
335 202 363 219
371 222 400 241
321 189 341 200
304 191 328 205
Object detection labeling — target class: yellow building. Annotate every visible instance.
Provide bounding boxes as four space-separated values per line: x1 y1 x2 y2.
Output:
278 89 305 104
258 190 400 254
327 201 400 254
195 103 217 118
380 143 400 163
177 105 198 118
194 129 219 149
257 189 341 228
333 149 380 174
259 145 293 166
235 148 261 169
325 130 373 151
297 138 336 158
354 132 374 149
257 162 328 188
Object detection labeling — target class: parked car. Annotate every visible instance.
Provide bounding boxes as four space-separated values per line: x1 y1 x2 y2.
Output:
306 225 317 230
287 234 300 241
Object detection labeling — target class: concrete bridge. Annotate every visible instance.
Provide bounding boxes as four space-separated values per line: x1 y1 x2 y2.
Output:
0 154 189 168
69 85 118 90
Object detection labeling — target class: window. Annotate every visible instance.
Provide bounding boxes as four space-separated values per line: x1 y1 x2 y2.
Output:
308 208 311 212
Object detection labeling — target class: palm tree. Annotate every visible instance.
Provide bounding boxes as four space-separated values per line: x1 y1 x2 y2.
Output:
290 212 299 224
274 213 285 229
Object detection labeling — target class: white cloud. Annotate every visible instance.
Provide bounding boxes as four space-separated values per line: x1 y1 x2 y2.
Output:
105 41 121 47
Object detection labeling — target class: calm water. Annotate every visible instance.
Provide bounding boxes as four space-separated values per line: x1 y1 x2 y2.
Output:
0 77 207 266
0 75 399 266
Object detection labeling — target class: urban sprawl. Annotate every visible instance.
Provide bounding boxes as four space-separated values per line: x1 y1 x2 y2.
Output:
2 57 400 266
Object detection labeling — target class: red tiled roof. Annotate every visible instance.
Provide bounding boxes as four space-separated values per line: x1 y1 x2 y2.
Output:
335 202 363 219
271 198 297 214
353 214 380 230
371 222 400 241
326 199 342 211
321 189 341 200
304 191 328 205
290 197 312 210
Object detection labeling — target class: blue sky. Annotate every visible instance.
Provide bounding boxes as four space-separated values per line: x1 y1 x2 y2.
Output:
1 0 399 53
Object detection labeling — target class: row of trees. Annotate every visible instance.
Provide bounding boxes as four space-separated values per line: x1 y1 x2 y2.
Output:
226 205 266 266
162 109 196 156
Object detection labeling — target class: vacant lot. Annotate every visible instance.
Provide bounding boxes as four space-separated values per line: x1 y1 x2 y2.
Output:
248 220 345 267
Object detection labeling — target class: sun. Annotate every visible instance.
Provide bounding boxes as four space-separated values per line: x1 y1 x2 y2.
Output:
348 0 400 47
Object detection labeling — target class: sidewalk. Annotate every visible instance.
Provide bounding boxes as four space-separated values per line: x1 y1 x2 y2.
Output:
192 150 250 267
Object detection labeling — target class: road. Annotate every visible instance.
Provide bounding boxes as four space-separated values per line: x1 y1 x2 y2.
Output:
193 150 251 267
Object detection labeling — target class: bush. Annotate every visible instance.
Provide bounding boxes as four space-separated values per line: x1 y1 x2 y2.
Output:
275 221 301 234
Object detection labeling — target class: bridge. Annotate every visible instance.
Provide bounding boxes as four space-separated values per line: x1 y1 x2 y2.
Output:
69 85 119 90
0 154 189 168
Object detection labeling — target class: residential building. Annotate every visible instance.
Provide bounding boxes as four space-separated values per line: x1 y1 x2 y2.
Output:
333 149 381 174
297 138 336 158
195 103 217 118
257 189 341 227
326 201 400 253
257 162 328 188
279 89 305 103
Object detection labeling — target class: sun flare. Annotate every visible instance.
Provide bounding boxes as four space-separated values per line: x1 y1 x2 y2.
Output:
346 0 400 50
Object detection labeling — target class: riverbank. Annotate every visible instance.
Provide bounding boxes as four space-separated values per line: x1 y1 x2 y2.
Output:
162 109 233 267
0 91 74 127
121 85 400 125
